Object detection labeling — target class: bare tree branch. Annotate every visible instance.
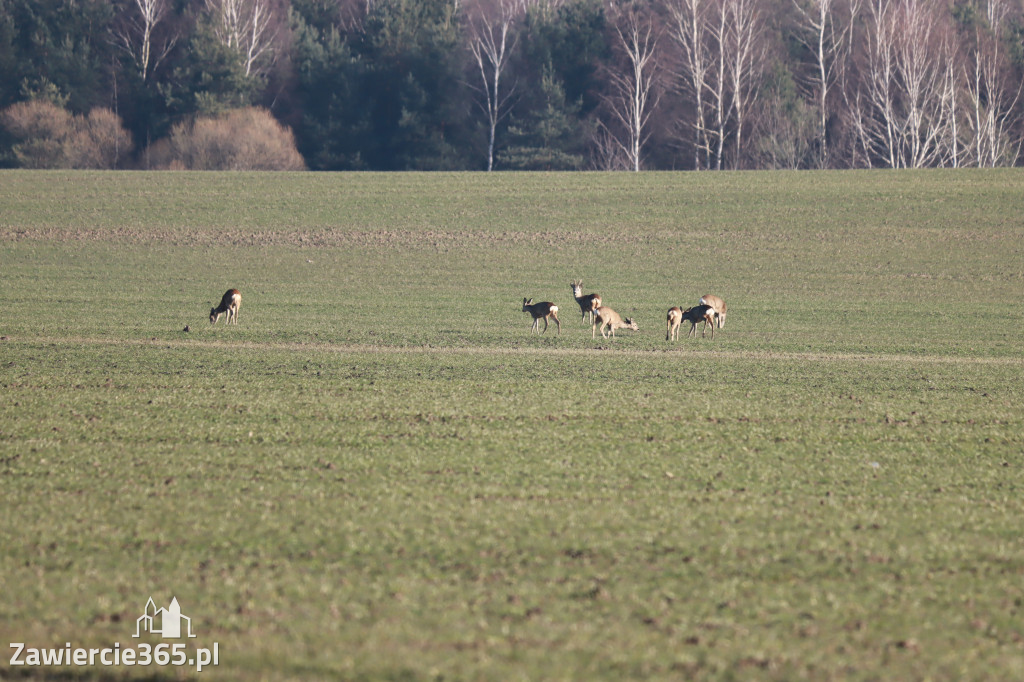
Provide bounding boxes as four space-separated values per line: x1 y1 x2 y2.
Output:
857 0 954 168
601 5 661 171
665 0 716 169
113 0 178 82
467 0 521 171
723 0 766 169
791 0 859 167
963 0 1022 167
204 0 279 78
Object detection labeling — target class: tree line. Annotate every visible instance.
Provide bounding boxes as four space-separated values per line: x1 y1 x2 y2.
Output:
1 0 1022 171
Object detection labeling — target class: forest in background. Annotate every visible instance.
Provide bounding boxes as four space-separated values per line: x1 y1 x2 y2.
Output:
1 0 1023 171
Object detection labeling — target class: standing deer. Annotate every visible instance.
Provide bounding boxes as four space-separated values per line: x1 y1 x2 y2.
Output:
699 294 727 329
210 289 241 325
571 280 602 324
592 306 639 339
522 298 560 334
666 307 682 341
675 303 716 339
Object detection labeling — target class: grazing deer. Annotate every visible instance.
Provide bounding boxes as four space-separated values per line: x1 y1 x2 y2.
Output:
522 298 560 334
571 280 602 324
592 306 639 339
679 304 716 339
210 289 241 325
699 294 727 329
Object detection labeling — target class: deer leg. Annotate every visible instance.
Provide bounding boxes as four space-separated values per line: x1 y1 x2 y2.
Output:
552 315 560 335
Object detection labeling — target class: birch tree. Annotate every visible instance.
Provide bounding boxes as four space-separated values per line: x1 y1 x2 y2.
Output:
467 0 521 171
900 1 954 167
204 0 278 78
708 0 728 169
723 0 765 168
113 0 177 82
856 0 954 167
963 0 1021 166
792 0 859 167
665 0 714 169
600 4 661 171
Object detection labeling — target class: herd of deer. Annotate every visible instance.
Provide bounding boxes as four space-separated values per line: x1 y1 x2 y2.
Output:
522 281 727 341
209 283 726 342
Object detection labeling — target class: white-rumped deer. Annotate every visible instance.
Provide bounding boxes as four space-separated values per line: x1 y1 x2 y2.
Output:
592 306 638 339
571 280 601 324
522 298 560 334
675 303 715 339
699 294 727 329
210 289 241 325
666 307 682 341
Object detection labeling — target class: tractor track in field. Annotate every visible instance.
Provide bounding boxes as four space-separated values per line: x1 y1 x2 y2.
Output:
4 335 1022 367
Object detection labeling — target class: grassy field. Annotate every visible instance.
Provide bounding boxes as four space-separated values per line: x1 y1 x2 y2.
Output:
1 169 1022 680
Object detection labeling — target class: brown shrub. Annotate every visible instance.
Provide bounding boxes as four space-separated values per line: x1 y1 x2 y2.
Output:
0 99 133 169
68 108 135 169
1 100 74 168
152 108 306 171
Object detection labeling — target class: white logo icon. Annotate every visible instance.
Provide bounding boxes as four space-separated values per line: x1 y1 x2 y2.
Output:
133 597 196 639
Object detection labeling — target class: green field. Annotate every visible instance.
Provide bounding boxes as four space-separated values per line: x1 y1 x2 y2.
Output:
1 170 1022 680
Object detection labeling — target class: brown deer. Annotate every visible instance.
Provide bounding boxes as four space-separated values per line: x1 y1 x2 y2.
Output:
666 307 682 341
522 298 560 334
699 294 727 329
592 306 638 339
571 280 601 324
210 289 241 325
678 303 716 339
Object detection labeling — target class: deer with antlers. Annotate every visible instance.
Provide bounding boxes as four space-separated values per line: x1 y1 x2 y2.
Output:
570 279 602 324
